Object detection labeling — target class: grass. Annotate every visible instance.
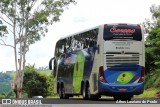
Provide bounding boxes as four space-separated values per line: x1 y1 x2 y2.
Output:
38 70 52 76
46 95 59 98
135 69 160 98
135 88 159 98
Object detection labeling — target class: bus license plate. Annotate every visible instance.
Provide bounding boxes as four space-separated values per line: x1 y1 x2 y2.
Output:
119 88 126 91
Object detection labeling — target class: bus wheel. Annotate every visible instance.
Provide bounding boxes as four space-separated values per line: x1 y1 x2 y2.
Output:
82 84 91 100
61 86 69 99
58 86 63 99
82 84 86 99
86 85 91 99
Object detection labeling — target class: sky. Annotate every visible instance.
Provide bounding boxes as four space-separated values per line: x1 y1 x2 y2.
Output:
0 0 160 71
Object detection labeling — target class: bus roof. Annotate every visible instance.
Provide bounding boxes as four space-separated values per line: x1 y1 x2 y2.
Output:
57 23 141 41
58 25 100 41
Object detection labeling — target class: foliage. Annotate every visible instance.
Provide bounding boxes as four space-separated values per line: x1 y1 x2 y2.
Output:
37 70 54 96
145 28 160 73
0 72 12 82
0 20 7 37
0 0 76 42
144 4 160 74
150 4 160 27
38 70 52 76
5 90 16 98
136 88 159 98
0 83 11 94
0 26 7 36
0 0 76 98
145 69 160 89
143 4 160 33
143 5 160 95
0 72 13 95
0 93 6 99
23 65 49 98
46 71 54 96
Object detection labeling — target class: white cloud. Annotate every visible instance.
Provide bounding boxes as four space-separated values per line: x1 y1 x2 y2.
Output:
73 17 88 23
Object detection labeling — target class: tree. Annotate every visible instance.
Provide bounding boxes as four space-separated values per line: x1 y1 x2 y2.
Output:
145 28 160 73
0 20 7 36
0 0 75 98
144 4 160 74
143 4 160 33
23 64 48 98
0 20 8 45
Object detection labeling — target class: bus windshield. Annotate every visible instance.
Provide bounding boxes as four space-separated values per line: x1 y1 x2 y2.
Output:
103 25 142 41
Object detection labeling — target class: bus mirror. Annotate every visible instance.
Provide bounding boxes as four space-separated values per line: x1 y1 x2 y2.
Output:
49 57 55 70
97 44 100 54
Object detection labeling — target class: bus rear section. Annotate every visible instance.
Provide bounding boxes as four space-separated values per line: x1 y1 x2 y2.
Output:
98 24 145 100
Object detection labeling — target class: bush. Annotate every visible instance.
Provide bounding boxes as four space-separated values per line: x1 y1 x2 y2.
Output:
0 93 6 98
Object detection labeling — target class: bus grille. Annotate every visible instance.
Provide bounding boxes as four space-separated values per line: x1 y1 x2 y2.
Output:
106 53 139 71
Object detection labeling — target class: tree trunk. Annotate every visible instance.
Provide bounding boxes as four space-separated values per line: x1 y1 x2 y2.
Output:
13 18 20 98
18 42 23 98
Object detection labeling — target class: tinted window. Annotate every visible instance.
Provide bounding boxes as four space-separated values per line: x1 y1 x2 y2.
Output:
103 25 142 41
55 28 98 57
55 39 67 57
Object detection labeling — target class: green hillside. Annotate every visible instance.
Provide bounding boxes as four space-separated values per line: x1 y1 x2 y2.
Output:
0 72 13 96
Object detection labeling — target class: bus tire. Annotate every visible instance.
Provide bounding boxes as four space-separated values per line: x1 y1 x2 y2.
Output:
82 84 90 99
86 85 91 99
82 83 91 100
82 84 87 99
58 86 63 99
61 86 69 99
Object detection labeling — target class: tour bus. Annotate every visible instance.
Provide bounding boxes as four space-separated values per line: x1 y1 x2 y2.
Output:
49 23 145 100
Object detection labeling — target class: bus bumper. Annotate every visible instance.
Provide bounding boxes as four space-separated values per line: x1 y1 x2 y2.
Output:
98 81 144 95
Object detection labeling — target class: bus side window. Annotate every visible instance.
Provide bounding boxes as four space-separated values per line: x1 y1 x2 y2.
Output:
81 33 86 49
83 41 87 49
89 40 94 47
64 46 67 53
85 39 89 48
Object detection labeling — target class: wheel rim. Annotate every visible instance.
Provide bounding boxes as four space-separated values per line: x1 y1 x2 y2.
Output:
82 84 91 99
82 86 86 99
62 87 65 98
59 87 62 98
87 86 91 99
